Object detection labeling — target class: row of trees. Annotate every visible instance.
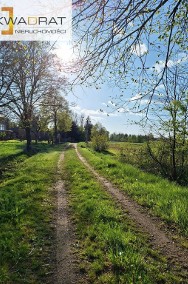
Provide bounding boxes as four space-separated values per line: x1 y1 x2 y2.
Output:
0 42 107 150
110 133 152 143
0 42 67 151
0 41 110 153
0 109 94 145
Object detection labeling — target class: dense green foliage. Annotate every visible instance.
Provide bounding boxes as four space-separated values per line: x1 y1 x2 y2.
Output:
62 147 183 283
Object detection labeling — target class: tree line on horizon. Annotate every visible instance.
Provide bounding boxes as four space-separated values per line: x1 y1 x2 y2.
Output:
110 133 153 143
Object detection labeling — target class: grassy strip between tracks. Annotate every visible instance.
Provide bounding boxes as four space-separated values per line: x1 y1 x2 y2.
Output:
0 144 65 283
62 146 184 284
78 144 188 239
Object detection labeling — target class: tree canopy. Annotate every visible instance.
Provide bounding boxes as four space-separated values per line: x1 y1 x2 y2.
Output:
91 123 109 151
0 42 66 150
73 0 188 112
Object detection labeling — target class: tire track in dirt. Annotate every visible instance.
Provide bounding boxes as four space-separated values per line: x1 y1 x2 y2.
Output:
74 144 188 278
55 151 80 284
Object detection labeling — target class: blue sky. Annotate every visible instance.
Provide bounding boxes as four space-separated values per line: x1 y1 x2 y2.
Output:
55 41 152 134
66 83 145 135
54 19 187 135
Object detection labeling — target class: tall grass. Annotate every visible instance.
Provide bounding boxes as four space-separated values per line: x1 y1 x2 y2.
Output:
0 143 64 283
62 147 183 283
78 145 188 237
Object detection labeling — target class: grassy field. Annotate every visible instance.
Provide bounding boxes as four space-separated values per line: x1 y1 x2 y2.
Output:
109 142 145 156
109 141 188 184
0 140 25 158
0 142 65 283
108 142 156 173
78 144 188 238
1 141 188 283
62 146 184 283
0 141 27 179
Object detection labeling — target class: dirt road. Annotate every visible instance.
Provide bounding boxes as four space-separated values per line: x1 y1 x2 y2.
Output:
54 146 188 283
74 144 188 279
55 152 80 284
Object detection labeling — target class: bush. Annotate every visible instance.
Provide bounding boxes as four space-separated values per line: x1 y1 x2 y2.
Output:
91 123 109 152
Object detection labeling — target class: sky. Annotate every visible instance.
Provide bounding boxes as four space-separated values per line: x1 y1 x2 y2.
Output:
54 42 151 135
53 1 187 136
67 84 145 135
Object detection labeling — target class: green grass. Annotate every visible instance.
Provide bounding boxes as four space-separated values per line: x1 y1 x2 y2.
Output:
0 141 57 181
0 140 26 179
108 142 155 173
109 142 144 155
0 143 65 283
78 144 188 237
0 140 25 158
108 141 188 185
62 147 184 283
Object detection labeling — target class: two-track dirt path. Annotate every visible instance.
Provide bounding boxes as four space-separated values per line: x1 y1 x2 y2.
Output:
74 144 188 279
55 152 80 284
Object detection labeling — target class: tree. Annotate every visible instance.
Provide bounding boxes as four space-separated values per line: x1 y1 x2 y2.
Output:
1 42 65 151
41 92 71 144
57 110 72 134
146 64 188 183
85 116 93 143
31 111 50 144
0 43 14 107
73 0 187 111
91 123 109 152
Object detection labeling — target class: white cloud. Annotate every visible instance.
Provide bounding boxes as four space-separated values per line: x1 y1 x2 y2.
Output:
156 84 165 90
129 93 142 101
154 60 165 73
117 108 126 113
70 105 118 123
154 54 188 74
131 43 148 57
108 100 116 107
154 60 175 73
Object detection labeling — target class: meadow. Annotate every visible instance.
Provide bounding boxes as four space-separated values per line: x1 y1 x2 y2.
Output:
1 140 188 283
62 146 183 283
108 141 188 185
79 143 188 238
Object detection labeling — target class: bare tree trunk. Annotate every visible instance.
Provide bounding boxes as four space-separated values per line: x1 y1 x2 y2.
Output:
25 127 32 151
171 132 177 181
54 111 58 144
